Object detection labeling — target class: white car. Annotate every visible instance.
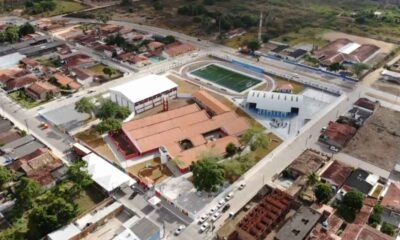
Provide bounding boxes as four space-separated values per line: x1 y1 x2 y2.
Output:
225 192 234 201
217 199 225 208
198 214 209 224
211 211 222 222
174 225 185 236
239 182 246 190
200 222 210 233
329 145 340 152
209 206 218 214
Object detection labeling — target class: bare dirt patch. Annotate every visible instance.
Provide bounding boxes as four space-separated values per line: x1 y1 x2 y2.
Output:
343 107 400 171
323 31 396 54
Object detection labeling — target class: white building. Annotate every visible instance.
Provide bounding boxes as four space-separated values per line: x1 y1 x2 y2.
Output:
246 90 314 119
109 74 178 114
82 153 136 193
381 69 400 84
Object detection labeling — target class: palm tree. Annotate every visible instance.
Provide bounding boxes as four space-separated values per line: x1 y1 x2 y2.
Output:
306 172 318 186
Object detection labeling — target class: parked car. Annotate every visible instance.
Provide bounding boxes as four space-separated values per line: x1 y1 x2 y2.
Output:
174 225 185 236
225 192 234 201
129 191 138 200
198 214 209 224
209 206 218 214
222 204 231 213
329 145 340 152
217 199 225 208
200 222 210 233
211 211 222 222
239 182 246 190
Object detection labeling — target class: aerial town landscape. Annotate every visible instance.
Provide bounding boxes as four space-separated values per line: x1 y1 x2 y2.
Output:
0 0 399 240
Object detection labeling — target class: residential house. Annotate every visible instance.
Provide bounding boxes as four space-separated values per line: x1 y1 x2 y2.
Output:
147 41 164 52
308 213 343 240
381 69 400 84
319 121 357 150
341 224 394 240
381 182 400 227
337 169 379 200
62 54 94 69
5 74 38 91
25 81 60 100
9 148 64 189
275 206 322 240
164 43 196 58
20 57 40 70
287 49 308 61
353 97 377 113
320 160 353 190
53 73 81 91
70 67 95 86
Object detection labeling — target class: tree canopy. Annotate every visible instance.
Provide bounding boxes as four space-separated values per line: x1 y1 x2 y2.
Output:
14 177 42 210
192 158 224 192
96 99 131 120
96 118 122 133
75 97 95 117
240 126 268 151
339 190 364 222
314 183 332 203
0 166 13 188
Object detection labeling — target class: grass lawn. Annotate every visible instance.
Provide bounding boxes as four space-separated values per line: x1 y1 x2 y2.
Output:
75 128 119 164
223 32 258 49
273 27 329 47
46 0 87 16
191 64 261 93
274 78 306 94
88 64 123 81
253 133 282 161
127 158 172 185
9 90 48 109
75 185 107 214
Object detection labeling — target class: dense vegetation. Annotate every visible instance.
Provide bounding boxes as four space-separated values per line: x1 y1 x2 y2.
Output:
0 23 35 43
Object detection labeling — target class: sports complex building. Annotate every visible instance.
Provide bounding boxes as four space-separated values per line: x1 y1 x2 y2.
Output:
109 90 250 172
109 74 178 114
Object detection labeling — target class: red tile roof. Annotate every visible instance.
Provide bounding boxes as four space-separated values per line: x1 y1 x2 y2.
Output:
342 224 394 240
321 160 353 187
381 182 400 211
54 73 81 90
192 90 230 115
20 57 39 67
323 121 357 146
6 74 38 90
27 81 59 96
165 43 196 57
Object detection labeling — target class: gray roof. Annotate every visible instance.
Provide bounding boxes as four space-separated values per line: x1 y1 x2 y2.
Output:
275 206 321 240
9 140 44 160
0 135 34 153
130 217 160 240
0 118 12 132
39 103 90 132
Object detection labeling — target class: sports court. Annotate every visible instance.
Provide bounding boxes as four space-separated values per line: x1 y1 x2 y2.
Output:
190 64 262 92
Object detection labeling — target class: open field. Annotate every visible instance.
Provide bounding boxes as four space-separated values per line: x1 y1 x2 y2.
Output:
343 107 400 171
224 32 258 49
274 78 305 94
191 64 261 92
273 28 329 47
127 158 172 185
9 90 48 109
81 0 400 45
88 64 123 81
75 128 119 164
75 185 107 213
47 0 87 16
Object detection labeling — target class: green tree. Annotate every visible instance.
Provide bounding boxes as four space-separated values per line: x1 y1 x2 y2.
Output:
18 23 35 37
192 158 225 192
96 14 110 24
381 222 395 236
328 62 344 72
67 161 93 189
96 99 118 120
306 172 318 186
246 40 260 52
96 118 122 133
5 26 20 43
29 197 78 237
339 190 364 222
75 97 95 118
0 166 13 188
240 126 268 151
225 142 238 157
114 105 131 120
314 183 332 203
14 177 41 210
102 66 114 78
153 0 163 10
351 63 369 78
121 0 132 6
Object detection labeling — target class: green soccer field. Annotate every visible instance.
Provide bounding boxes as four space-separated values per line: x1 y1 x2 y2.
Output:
191 64 262 92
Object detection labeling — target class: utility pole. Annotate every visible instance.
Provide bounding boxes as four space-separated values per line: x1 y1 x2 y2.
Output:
258 11 263 45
